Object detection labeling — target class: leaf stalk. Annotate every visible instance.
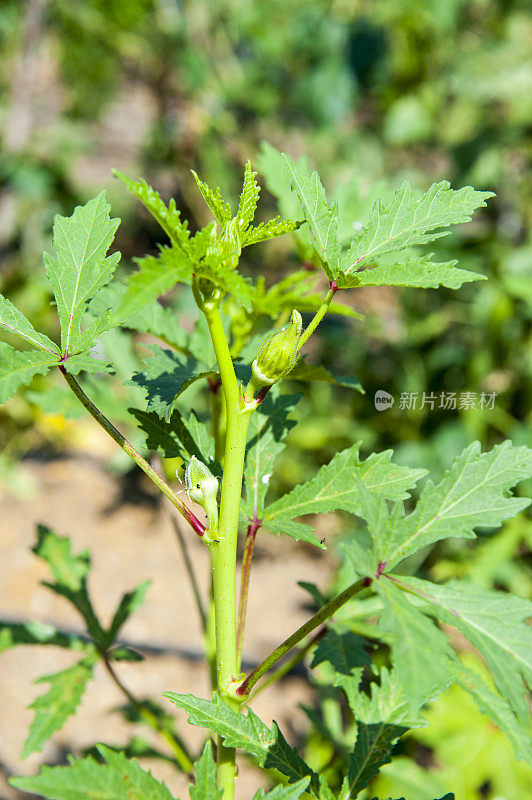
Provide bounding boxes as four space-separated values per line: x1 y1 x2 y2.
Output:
59 367 205 537
235 577 371 700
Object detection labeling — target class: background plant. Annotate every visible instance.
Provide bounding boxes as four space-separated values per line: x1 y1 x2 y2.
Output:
1 1 531 797
0 150 531 800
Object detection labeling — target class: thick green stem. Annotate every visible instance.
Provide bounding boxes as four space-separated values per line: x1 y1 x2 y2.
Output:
201 298 255 799
235 577 370 700
208 377 225 463
298 284 337 349
59 367 206 538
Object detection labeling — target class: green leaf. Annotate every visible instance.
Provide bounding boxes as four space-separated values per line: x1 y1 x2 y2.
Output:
243 391 300 519
243 217 301 247
236 161 261 234
0 620 89 654
381 441 532 570
246 271 359 322
376 579 453 716
44 192 121 356
282 153 341 281
348 666 425 728
34 524 90 592
11 743 175 800
262 443 427 544
262 516 326 548
0 293 59 353
187 314 215 365
131 407 215 468
311 627 370 710
128 297 189 350
252 778 311 800
191 170 232 225
340 722 407 800
455 663 532 765
164 693 318 789
90 282 188 351
337 254 485 290
114 170 191 249
33 525 90 592
318 775 336 800
62 352 111 375
289 360 363 391
33 525 105 644
400 577 532 724
340 180 493 276
257 142 303 221
129 345 217 421
111 251 189 326
0 343 60 403
107 581 151 644
195 235 254 309
189 740 221 800
22 655 96 758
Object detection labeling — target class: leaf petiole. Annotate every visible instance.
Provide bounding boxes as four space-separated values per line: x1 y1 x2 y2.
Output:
235 576 371 700
59 367 206 537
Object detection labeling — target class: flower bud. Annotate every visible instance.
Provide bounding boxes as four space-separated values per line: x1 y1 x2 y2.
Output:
251 309 303 391
184 456 219 542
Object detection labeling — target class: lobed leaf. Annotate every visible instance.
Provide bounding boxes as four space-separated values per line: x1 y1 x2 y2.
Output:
22 655 96 758
311 627 370 711
340 722 407 799
0 620 89 654
107 581 151 644
33 526 105 644
243 216 301 247
282 153 341 281
337 254 485 290
33 524 90 592
381 441 532 570
111 250 189 326
0 294 59 353
89 281 188 351
235 161 261 234
44 192 121 356
261 443 427 545
399 577 532 724
128 345 217 421
252 779 311 800
189 740 221 800
131 407 215 468
243 391 300 520
164 693 317 789
114 170 190 249
289 360 363 391
61 352 111 375
455 663 532 765
340 179 494 276
191 170 232 225
11 743 175 800
376 580 453 717
0 343 60 403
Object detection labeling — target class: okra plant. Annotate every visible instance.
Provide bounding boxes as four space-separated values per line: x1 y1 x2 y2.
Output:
1 147 531 800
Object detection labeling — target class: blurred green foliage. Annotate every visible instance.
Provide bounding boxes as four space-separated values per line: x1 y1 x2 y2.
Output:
0 2 530 796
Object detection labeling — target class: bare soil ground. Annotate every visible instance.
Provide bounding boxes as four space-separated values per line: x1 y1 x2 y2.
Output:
0 454 335 799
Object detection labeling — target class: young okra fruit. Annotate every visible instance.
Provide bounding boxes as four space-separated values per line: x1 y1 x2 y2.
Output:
1 150 531 800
